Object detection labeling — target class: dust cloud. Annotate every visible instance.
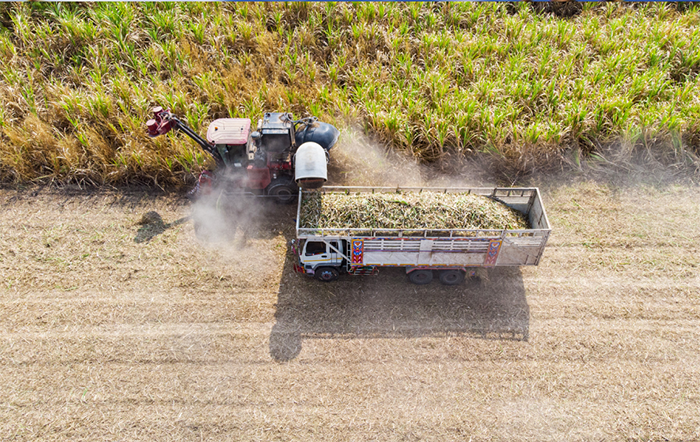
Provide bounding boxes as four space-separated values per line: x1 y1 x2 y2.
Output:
328 128 497 189
187 130 699 249
189 173 262 250
545 139 700 189
330 128 700 189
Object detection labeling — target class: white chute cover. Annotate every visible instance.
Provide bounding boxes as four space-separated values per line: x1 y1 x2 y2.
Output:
295 142 327 189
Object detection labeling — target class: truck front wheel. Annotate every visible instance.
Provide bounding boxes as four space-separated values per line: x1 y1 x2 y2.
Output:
438 269 465 285
408 269 433 285
314 266 339 282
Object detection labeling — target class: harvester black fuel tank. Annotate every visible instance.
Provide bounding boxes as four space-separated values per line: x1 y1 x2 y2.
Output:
295 121 340 152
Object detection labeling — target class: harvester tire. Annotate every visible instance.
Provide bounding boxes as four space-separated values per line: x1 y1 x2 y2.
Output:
438 269 465 285
314 266 339 282
408 269 433 285
268 180 297 204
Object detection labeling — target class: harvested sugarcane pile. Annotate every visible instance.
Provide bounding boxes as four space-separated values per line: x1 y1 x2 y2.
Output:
300 191 530 230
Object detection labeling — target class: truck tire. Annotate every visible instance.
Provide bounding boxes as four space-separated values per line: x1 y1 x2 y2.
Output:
267 179 297 204
408 269 433 285
438 269 465 285
314 266 339 282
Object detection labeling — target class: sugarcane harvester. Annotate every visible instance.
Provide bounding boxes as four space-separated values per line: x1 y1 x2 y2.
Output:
146 106 340 203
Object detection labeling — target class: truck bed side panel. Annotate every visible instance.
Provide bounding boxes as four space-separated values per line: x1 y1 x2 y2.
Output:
497 238 545 265
357 235 548 267
362 251 488 267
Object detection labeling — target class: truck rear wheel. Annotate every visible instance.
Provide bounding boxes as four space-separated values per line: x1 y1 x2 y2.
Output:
314 266 339 282
408 269 433 285
438 269 465 285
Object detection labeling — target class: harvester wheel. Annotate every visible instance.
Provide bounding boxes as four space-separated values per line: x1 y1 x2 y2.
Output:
438 269 465 285
314 266 339 282
267 180 297 204
408 269 433 285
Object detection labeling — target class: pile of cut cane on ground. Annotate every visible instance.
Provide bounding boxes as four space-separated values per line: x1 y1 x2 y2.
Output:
299 192 530 230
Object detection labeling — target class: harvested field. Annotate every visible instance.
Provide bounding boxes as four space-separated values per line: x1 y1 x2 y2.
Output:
1 178 699 441
299 191 530 231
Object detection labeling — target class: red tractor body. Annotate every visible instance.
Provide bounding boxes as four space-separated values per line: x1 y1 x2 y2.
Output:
147 107 339 203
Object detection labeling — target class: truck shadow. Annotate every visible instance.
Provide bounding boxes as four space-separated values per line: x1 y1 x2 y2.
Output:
185 199 530 362
270 252 529 362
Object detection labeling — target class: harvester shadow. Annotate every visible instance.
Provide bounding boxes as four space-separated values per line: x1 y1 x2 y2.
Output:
270 249 530 362
134 212 190 243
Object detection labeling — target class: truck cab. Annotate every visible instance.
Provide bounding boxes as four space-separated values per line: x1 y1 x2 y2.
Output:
297 239 345 280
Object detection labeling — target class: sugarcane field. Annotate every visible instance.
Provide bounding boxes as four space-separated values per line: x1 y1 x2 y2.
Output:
2 2 700 441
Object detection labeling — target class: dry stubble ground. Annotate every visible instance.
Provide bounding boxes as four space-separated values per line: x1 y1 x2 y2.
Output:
0 176 699 441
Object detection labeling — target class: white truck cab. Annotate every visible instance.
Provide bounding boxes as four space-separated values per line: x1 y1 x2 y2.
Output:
296 238 346 281
299 239 344 266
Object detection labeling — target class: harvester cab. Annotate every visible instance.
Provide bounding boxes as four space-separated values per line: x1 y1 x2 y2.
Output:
205 118 251 168
146 107 339 203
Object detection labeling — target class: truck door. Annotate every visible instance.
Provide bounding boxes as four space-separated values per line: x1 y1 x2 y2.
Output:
303 241 328 264
328 241 343 266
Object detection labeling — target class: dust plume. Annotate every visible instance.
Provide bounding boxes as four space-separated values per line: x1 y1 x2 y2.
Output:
542 137 700 189
189 173 262 250
328 128 498 188
327 128 423 186
328 129 700 190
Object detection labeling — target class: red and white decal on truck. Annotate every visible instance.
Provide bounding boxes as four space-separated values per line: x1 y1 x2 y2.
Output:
483 240 502 266
351 239 364 264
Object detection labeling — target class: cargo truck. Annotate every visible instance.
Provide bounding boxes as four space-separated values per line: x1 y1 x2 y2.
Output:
292 187 551 284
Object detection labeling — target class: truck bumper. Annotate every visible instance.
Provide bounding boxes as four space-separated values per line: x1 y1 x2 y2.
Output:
292 262 316 276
